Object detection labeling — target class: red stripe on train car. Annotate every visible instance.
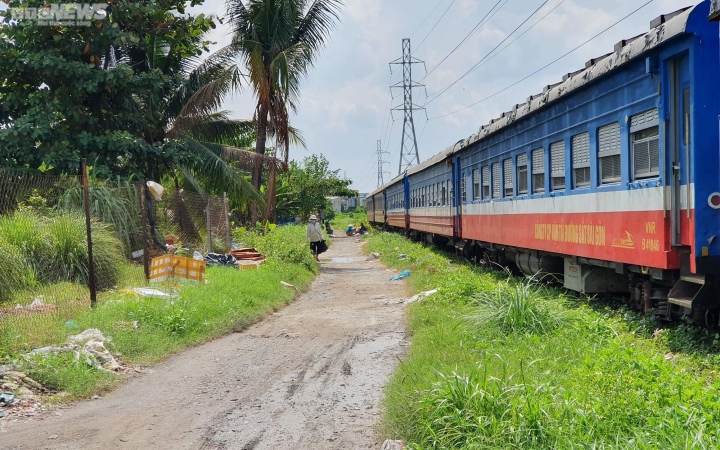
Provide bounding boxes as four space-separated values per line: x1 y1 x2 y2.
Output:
461 210 685 269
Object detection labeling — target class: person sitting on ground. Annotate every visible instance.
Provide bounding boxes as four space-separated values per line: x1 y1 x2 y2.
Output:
357 223 368 235
345 224 356 236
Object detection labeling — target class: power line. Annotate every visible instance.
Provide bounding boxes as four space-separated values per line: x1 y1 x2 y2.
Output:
425 0 551 105
409 0 445 38
428 0 656 120
415 0 457 52
421 0 508 81
474 0 567 71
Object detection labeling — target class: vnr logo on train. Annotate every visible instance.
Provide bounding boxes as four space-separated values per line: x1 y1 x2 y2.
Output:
5 3 107 25
611 231 635 250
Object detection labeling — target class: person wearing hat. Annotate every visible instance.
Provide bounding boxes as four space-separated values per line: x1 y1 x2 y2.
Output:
306 214 325 261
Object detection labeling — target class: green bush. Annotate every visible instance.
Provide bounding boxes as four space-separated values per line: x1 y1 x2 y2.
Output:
0 238 36 301
468 279 568 336
43 213 124 290
234 224 317 272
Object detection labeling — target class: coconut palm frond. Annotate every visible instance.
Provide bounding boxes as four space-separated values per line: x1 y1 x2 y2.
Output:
219 144 288 173
294 0 344 52
182 138 263 204
184 118 255 147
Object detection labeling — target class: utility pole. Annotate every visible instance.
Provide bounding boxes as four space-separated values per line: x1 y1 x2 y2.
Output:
391 38 425 175
376 140 391 188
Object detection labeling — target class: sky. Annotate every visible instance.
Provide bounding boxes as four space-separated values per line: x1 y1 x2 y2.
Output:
1 0 707 193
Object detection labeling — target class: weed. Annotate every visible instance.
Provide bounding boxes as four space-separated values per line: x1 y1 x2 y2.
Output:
468 279 567 336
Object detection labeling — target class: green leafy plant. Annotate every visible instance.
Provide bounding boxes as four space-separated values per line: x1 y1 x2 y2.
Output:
468 279 567 336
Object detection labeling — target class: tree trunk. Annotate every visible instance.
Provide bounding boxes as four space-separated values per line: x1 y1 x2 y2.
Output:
253 105 268 190
262 162 277 223
251 103 269 223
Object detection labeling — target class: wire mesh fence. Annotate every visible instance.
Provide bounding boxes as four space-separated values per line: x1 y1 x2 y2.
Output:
0 167 231 349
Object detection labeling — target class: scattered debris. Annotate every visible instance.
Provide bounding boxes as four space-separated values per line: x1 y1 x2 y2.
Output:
205 253 238 266
281 281 297 291
0 371 47 419
380 439 406 450
407 289 438 304
389 270 411 281
2 297 57 318
230 248 266 262
397 254 408 260
132 287 172 299
0 392 14 406
64 319 80 331
366 252 380 261
29 329 121 372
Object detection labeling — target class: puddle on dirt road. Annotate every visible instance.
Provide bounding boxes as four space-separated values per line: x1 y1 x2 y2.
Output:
323 257 365 264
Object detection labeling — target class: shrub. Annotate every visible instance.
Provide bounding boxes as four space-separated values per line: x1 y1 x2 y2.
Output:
0 238 36 301
468 279 567 336
43 213 123 290
234 224 317 271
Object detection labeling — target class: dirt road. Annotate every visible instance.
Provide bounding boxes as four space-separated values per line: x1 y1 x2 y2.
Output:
0 234 409 449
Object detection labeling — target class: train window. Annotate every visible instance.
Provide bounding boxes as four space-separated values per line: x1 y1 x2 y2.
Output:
532 148 545 193
598 122 621 184
572 132 591 188
492 162 501 198
550 141 565 191
503 158 513 197
461 174 467 204
441 182 446 206
517 153 528 195
482 166 490 199
473 169 480 200
630 109 659 180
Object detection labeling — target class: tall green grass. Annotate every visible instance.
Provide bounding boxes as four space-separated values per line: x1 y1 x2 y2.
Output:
0 211 124 302
233 224 317 272
58 181 141 257
369 231 720 449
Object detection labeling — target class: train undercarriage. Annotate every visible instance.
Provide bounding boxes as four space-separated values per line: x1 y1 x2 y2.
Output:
399 227 720 327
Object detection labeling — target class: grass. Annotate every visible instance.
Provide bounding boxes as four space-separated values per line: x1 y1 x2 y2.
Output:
0 210 124 303
0 225 316 401
369 231 720 449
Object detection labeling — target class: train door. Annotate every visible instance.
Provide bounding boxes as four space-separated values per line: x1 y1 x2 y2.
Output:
453 157 462 238
669 54 691 248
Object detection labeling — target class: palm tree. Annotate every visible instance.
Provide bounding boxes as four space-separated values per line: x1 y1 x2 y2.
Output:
225 0 344 195
114 27 286 208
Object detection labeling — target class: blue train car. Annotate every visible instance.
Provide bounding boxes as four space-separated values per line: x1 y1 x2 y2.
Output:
370 1 720 322
405 146 456 238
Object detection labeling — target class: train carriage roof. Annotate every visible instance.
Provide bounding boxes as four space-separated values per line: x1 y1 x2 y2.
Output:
456 3 698 153
368 2 706 197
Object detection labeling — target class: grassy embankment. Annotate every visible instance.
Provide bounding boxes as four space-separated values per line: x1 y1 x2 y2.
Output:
0 223 316 401
368 231 720 449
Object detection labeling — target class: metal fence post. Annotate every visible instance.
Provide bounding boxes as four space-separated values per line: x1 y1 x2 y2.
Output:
223 192 231 251
81 159 97 307
206 198 212 254
140 183 150 281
